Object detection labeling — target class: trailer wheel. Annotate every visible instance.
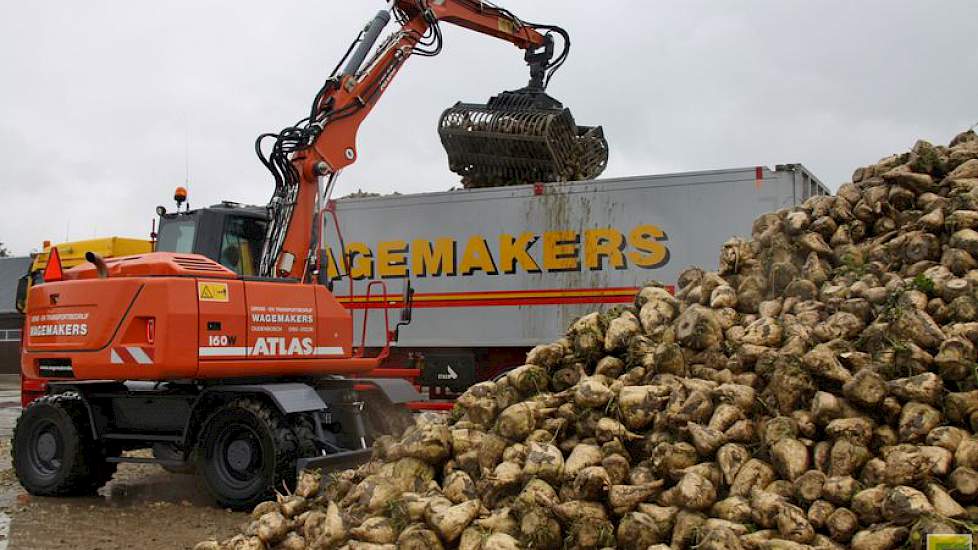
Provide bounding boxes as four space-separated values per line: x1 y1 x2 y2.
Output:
197 398 297 509
12 393 116 496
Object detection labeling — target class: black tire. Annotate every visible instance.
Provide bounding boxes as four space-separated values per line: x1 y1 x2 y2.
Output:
196 398 298 509
12 393 117 496
152 443 195 474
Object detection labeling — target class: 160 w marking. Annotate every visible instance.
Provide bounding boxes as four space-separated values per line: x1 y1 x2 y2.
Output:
208 335 237 346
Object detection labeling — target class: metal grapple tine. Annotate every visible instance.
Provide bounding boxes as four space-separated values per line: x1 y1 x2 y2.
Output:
438 89 608 188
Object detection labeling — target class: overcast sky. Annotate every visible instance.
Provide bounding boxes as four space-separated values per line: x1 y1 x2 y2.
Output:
1 1 976 255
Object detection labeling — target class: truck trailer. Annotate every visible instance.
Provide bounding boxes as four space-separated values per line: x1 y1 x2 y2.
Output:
325 164 829 398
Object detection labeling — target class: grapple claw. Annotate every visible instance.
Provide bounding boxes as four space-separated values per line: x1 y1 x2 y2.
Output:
438 89 608 188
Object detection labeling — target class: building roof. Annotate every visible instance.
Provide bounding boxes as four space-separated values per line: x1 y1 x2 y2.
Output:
0 256 32 314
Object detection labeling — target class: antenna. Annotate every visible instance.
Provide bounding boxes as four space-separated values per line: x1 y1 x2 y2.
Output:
184 120 191 194
183 118 192 211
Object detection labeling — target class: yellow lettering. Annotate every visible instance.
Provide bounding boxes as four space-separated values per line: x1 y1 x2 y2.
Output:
412 238 456 277
499 232 541 274
459 235 498 275
628 224 669 268
377 240 409 278
346 242 374 280
543 230 580 272
585 228 626 270
324 247 341 281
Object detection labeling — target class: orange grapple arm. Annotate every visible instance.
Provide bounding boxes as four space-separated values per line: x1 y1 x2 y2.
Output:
263 1 555 281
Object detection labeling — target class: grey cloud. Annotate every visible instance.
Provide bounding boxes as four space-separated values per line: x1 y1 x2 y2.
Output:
1 1 976 254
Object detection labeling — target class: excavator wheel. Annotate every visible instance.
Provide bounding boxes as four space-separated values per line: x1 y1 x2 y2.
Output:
12 393 117 496
196 398 298 509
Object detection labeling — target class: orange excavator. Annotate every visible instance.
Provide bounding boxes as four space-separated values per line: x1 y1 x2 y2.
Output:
12 1 605 508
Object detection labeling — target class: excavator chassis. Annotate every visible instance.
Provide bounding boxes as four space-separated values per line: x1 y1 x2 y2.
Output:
12 377 416 509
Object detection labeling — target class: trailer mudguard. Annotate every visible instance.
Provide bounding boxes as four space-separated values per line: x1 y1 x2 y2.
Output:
354 377 422 404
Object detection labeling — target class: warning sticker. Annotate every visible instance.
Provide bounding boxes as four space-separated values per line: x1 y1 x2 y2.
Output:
198 282 229 302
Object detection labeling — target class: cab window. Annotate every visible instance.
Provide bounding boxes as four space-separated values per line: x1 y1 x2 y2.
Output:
156 218 197 253
219 216 266 276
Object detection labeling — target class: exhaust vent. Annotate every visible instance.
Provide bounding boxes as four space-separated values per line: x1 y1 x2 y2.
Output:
172 256 228 273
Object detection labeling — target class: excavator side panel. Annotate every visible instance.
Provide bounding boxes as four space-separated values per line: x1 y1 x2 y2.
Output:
193 280 362 379
196 279 248 365
24 278 143 354
23 277 199 380
313 285 355 359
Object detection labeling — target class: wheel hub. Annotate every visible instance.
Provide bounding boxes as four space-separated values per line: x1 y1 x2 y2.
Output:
27 421 63 477
36 432 58 462
226 439 254 473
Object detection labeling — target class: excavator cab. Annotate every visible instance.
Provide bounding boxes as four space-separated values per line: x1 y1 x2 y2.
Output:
156 203 268 276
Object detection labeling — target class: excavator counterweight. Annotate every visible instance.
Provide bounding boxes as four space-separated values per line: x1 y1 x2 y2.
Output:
439 90 608 188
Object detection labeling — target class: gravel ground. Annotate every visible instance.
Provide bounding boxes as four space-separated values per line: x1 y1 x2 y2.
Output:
0 379 248 550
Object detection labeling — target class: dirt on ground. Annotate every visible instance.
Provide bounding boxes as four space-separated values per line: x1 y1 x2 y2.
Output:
0 437 248 550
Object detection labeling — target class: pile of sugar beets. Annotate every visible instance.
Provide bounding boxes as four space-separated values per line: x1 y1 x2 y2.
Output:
199 130 978 550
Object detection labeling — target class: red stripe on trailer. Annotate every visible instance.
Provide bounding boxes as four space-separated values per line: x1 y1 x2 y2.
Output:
340 286 649 310
345 294 636 309
755 166 764 190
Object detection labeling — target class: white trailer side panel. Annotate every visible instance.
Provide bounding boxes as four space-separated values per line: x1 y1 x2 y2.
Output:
325 165 825 348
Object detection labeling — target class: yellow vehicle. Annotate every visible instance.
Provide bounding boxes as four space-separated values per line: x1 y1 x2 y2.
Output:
29 237 152 276
16 237 152 312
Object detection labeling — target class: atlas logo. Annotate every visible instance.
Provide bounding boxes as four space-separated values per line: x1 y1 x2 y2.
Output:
251 337 314 356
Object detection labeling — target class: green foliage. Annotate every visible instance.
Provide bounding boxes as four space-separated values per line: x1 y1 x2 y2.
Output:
834 253 868 277
385 499 411 533
604 393 621 420
910 273 936 295
448 402 465 424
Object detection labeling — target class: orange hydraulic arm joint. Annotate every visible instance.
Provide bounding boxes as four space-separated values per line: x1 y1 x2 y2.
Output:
258 0 554 281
